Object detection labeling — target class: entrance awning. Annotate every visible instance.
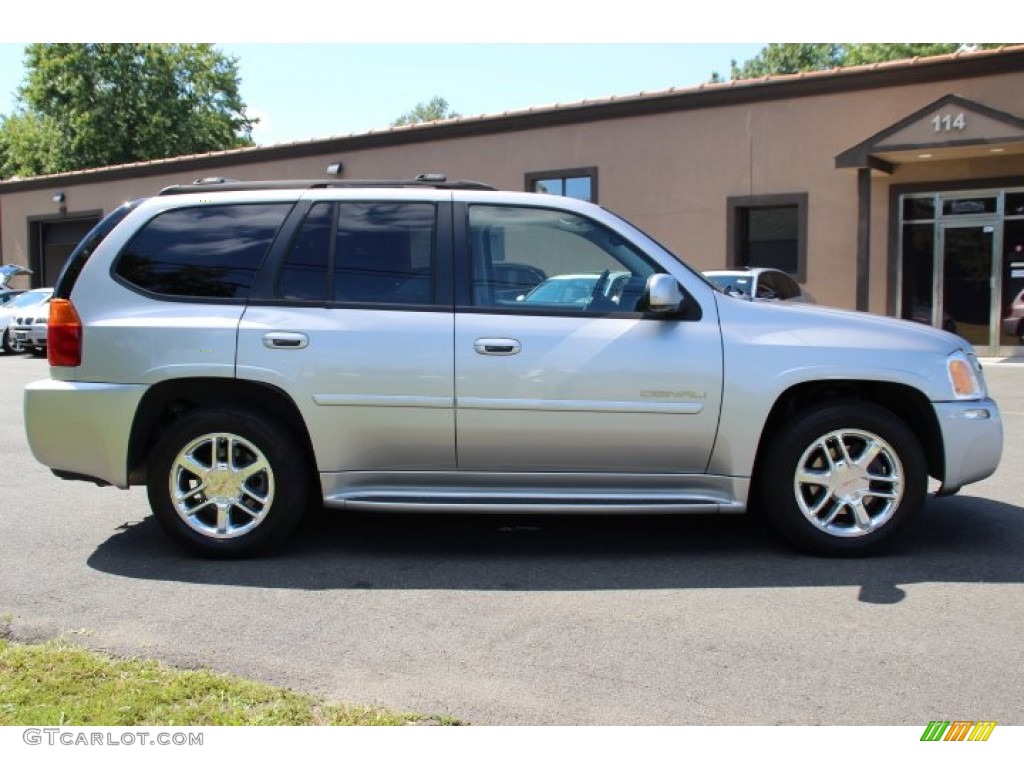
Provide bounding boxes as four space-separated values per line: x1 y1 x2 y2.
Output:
835 94 1024 173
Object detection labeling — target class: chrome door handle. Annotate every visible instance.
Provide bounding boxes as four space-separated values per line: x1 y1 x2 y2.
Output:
263 332 309 349
473 338 521 356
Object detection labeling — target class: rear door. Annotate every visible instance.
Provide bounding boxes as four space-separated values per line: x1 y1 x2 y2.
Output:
237 192 456 474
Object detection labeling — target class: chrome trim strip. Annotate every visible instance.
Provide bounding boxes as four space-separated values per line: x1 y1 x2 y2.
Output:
456 397 704 414
312 394 453 408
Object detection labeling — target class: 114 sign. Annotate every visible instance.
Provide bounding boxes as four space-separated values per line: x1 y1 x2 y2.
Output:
932 112 967 132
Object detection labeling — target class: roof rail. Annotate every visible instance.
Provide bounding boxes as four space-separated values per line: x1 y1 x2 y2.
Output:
158 176 497 195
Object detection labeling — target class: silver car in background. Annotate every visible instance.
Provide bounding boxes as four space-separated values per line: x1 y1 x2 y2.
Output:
704 267 815 303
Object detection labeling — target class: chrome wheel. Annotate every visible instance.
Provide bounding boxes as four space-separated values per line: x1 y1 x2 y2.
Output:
169 432 275 539
793 428 904 538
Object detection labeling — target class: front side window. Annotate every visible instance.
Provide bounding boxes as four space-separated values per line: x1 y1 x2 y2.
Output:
467 205 658 313
728 194 807 280
117 203 291 299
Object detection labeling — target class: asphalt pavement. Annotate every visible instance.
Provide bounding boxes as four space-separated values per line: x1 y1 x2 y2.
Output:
1 354 1022 725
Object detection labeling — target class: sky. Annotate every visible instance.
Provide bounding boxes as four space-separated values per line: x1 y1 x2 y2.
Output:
0 43 767 146
0 0 1000 149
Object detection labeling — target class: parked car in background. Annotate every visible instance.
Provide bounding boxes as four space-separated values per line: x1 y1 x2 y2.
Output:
704 267 814 304
491 262 547 302
517 271 631 307
11 300 52 357
0 289 26 307
1001 288 1024 342
1 288 52 354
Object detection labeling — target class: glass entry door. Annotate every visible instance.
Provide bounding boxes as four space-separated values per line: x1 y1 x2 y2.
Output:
940 222 997 353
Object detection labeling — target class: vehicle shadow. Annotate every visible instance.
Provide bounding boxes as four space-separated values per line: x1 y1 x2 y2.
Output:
86 494 1024 604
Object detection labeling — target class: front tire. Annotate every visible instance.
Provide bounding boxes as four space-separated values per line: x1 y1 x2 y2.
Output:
2 329 22 354
147 408 310 558
758 401 926 556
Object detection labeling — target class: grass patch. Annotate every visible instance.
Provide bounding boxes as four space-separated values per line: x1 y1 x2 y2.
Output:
0 638 453 726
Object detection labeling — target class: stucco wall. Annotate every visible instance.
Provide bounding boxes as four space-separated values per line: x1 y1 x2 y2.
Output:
2 65 1023 313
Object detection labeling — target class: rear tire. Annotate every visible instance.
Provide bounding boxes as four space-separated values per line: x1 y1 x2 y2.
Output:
758 400 926 556
147 408 310 558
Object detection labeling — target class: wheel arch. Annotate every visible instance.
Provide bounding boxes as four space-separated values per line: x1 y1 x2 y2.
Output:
127 378 318 487
752 379 945 486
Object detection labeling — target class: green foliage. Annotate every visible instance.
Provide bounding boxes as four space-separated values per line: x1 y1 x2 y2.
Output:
392 96 460 127
730 44 841 79
841 43 964 65
725 43 1014 81
0 639 454 726
0 44 257 178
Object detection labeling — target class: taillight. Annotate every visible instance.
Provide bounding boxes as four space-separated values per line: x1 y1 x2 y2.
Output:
48 299 82 367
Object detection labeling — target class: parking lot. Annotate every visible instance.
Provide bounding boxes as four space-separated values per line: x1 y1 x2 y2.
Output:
1 353 1022 725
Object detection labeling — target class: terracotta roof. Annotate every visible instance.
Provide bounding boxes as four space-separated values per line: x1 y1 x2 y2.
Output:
4 44 1024 190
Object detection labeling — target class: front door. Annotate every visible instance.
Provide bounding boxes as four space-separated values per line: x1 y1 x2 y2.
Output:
454 203 722 474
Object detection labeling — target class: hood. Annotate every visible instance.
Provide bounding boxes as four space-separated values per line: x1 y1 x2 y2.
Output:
716 294 965 356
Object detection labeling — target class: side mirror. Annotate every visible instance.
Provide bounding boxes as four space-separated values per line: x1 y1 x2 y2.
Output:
646 274 685 313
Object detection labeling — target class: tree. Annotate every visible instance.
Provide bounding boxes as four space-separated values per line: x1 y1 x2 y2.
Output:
722 43 1012 81
392 96 460 127
0 44 257 178
729 44 841 80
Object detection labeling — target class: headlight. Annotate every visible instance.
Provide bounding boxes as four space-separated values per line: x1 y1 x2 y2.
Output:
947 350 985 400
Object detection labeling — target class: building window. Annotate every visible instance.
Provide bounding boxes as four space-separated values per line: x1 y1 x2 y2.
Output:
526 167 598 203
727 194 808 281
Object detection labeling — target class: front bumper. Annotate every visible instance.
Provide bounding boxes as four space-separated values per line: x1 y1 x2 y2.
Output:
933 398 1003 493
24 378 147 489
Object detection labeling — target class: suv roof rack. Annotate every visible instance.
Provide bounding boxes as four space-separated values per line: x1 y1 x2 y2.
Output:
158 175 497 195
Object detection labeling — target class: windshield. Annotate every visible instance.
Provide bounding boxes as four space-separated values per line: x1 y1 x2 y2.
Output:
705 274 753 295
5 289 52 309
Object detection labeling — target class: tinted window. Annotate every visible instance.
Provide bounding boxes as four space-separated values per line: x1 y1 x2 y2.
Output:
333 203 435 305
755 272 779 299
741 206 798 273
468 205 658 312
775 273 800 300
117 204 291 299
278 203 333 301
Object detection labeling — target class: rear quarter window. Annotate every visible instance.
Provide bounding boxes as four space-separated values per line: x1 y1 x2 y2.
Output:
115 203 292 299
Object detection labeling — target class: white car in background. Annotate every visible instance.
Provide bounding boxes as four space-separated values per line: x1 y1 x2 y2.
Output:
704 267 815 304
1 288 52 354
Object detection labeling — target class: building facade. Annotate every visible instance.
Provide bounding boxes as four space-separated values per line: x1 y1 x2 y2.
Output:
3 46 1024 355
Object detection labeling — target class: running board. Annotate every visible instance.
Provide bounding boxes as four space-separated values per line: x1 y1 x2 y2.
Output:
323 493 746 515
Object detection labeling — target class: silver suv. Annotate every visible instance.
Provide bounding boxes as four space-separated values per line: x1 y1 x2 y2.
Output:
23 177 1003 558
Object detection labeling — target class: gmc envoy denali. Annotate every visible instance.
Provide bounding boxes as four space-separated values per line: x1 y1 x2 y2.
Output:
23 177 1003 557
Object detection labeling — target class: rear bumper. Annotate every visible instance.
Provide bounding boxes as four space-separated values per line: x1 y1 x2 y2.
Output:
933 398 1003 493
24 378 147 489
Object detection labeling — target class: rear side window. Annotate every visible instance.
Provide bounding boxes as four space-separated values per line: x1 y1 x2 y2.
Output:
335 203 434 304
116 203 291 299
276 202 437 305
